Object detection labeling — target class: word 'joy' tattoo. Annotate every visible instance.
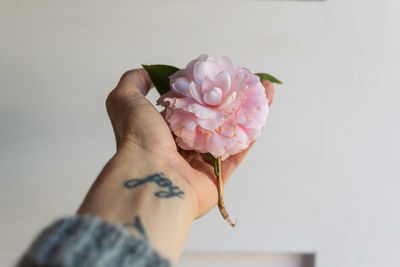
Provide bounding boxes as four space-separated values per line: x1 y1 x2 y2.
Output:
124 172 185 199
123 216 147 238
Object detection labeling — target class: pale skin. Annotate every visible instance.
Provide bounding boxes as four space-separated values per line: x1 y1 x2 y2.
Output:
78 69 273 263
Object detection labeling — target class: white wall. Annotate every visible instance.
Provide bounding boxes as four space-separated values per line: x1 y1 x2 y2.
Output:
1 1 399 266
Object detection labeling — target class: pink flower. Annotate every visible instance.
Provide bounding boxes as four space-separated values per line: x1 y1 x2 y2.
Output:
157 54 273 160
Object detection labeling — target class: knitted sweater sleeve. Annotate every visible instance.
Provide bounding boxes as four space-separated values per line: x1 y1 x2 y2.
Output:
16 215 172 267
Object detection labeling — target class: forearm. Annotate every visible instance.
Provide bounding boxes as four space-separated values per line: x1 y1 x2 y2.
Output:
78 144 196 263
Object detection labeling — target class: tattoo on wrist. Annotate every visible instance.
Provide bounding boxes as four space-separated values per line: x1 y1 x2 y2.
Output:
124 172 185 199
123 216 147 238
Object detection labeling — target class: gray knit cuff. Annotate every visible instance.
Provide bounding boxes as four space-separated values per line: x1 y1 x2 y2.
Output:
17 215 171 267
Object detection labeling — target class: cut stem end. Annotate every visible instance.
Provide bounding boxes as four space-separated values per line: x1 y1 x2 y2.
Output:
216 156 236 228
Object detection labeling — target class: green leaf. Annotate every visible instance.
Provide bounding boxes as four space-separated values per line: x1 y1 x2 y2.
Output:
205 153 219 177
142 64 180 95
255 73 283 84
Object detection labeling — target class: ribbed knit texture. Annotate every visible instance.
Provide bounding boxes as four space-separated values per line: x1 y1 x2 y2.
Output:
16 215 171 267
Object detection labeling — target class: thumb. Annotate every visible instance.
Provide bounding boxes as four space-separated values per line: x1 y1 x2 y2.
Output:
116 68 153 96
106 69 156 147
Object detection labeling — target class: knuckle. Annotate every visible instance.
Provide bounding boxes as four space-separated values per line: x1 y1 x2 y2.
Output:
106 69 149 109
106 88 122 104
120 68 145 84
106 89 124 108
105 90 116 108
106 87 141 108
120 69 136 81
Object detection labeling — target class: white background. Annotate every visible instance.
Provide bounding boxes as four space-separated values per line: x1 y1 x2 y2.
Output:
1 0 400 266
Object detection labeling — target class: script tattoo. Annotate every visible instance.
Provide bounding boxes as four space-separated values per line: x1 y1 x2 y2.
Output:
124 172 185 199
123 216 147 238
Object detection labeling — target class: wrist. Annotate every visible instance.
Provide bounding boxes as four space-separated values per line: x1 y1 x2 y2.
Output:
117 142 199 218
78 143 196 262
82 144 197 219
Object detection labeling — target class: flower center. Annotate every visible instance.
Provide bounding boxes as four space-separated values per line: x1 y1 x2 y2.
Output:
218 92 237 110
203 87 222 106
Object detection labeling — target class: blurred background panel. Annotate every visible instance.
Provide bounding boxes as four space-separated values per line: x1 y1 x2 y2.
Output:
177 252 315 267
0 1 399 267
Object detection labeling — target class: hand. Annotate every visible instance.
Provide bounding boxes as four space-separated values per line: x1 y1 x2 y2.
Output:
105 69 274 219
79 68 274 262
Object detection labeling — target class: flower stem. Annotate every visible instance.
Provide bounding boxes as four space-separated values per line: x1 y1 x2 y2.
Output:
217 156 236 227
206 153 219 177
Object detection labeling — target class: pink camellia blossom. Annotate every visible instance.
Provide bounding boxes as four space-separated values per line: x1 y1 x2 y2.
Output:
157 54 273 160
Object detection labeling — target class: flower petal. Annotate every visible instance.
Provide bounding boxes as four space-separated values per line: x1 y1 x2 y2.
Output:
174 97 195 108
206 133 228 157
203 87 222 106
193 61 218 83
198 118 223 130
201 77 214 93
214 56 235 73
183 103 218 119
218 92 236 110
189 82 204 104
245 73 261 86
156 90 177 106
213 71 231 94
171 76 191 97
183 118 197 131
